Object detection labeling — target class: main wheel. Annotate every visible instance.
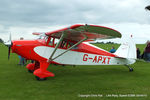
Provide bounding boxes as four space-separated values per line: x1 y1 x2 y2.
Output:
35 76 47 81
28 69 34 73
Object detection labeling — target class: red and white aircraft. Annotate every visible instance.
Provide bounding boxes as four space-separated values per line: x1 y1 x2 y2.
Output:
5 24 136 80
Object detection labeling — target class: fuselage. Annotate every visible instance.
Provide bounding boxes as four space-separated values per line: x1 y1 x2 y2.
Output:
11 37 135 65
12 39 47 61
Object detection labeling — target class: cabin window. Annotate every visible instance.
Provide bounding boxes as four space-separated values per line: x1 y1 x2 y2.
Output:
59 40 78 49
48 37 59 47
47 37 78 49
48 38 54 46
59 40 69 48
45 36 49 43
68 42 78 49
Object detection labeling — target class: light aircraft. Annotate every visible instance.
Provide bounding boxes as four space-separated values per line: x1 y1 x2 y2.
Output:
4 24 136 80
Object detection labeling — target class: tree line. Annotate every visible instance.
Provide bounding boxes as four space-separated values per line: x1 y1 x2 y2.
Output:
0 38 4 43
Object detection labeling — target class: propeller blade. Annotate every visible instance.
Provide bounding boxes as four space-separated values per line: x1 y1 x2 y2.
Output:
145 5 150 11
9 33 11 41
8 46 11 60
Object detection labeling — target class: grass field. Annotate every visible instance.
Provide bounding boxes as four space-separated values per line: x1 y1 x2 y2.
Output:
0 43 150 100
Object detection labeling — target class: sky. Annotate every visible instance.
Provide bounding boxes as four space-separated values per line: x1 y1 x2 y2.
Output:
0 0 150 44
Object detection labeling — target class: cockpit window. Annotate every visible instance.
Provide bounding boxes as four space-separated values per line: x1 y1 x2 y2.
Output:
59 40 68 48
44 36 48 43
47 37 78 49
48 38 54 46
48 37 59 46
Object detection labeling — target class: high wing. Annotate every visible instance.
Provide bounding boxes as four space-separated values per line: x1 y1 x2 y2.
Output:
45 24 121 42
45 24 122 62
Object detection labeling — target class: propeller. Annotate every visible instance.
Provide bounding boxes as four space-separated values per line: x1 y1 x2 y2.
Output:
4 33 12 60
8 46 11 60
145 5 150 11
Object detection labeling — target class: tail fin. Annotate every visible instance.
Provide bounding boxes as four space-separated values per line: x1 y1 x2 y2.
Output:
114 37 137 59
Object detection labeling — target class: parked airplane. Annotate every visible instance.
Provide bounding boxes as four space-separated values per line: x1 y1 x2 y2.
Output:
4 24 136 80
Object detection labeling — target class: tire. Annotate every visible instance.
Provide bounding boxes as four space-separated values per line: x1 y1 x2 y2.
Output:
35 76 47 81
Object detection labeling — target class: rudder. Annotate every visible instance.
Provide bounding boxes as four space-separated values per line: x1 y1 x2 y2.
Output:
114 37 137 59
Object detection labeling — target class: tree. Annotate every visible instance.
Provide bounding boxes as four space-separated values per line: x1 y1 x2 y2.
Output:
0 38 4 43
145 5 150 11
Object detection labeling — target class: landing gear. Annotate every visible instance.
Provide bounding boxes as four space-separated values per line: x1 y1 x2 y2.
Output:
27 60 54 81
35 76 47 81
125 65 134 72
26 61 40 73
129 67 134 72
28 69 34 73
26 63 35 72
33 61 55 81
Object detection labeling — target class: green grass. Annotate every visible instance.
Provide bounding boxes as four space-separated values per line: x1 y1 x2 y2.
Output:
0 43 150 100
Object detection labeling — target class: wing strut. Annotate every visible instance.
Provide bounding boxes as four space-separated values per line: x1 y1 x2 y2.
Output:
52 35 88 61
48 32 65 62
48 34 88 62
